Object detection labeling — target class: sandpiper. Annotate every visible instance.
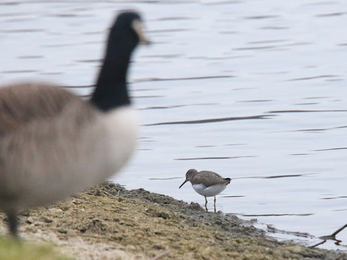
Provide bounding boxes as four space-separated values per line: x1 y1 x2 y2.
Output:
179 169 231 212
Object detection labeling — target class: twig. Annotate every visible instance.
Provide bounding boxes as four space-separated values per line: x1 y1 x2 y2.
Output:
151 250 170 260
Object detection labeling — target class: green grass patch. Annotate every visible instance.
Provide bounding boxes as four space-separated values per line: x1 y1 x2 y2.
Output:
0 237 70 260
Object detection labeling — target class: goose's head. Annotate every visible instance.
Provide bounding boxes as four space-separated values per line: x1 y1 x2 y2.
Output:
107 11 150 58
92 11 150 111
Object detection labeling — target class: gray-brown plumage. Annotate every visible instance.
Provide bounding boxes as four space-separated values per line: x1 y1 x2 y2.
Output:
0 11 149 238
0 82 110 210
179 169 231 212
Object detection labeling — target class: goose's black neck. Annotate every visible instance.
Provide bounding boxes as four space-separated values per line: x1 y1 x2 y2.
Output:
90 12 140 112
90 51 132 112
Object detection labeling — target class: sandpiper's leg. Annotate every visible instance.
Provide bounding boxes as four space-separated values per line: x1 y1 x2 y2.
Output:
214 196 216 213
7 211 19 239
204 196 208 212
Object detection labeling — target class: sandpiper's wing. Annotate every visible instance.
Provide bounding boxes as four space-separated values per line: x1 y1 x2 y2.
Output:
194 171 230 187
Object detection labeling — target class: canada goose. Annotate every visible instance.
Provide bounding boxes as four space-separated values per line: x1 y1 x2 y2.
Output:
0 11 149 238
179 169 231 212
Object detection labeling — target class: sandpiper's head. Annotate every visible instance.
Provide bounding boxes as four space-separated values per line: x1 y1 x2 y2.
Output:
179 169 198 189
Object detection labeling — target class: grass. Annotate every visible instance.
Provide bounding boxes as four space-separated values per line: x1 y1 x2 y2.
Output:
0 237 70 260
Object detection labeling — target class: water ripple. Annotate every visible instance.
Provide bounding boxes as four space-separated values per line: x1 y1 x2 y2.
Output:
314 147 347 152
239 213 314 217
286 74 339 81
175 155 255 161
268 109 347 114
321 196 347 200
133 75 234 83
234 173 315 180
144 115 270 126
316 12 347 17
268 226 315 239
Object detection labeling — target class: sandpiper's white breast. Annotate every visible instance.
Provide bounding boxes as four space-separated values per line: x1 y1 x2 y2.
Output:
192 183 227 197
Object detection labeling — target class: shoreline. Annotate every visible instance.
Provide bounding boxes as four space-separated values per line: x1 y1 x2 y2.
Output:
1 181 346 259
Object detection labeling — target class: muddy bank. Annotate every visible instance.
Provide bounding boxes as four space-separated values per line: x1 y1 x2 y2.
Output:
0 182 346 259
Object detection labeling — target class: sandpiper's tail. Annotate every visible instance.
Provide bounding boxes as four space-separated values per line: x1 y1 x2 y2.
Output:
225 178 231 185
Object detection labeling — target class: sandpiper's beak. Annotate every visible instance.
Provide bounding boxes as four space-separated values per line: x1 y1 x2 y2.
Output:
132 19 151 45
179 179 188 189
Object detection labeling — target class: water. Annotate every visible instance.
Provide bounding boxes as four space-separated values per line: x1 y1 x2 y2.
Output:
1 0 347 250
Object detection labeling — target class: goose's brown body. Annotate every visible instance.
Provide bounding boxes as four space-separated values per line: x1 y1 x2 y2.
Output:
0 82 137 214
